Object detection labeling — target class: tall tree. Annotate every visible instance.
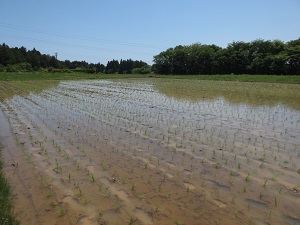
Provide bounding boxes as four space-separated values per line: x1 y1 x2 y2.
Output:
0 44 14 66
106 60 119 74
286 38 300 74
153 38 300 75
225 41 250 74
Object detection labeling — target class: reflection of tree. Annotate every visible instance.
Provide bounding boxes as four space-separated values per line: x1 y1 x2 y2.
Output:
153 79 300 110
0 80 59 101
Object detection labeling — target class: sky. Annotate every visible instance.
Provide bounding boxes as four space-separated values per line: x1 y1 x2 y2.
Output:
0 0 299 65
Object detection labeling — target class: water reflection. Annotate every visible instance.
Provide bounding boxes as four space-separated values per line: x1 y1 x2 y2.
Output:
0 80 60 101
152 79 300 110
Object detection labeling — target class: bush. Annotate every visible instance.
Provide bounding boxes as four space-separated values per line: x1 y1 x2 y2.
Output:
0 64 6 72
72 67 95 73
132 66 151 74
6 63 32 72
52 68 72 73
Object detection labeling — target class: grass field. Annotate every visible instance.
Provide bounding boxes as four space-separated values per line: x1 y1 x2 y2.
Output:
0 72 146 81
0 72 300 83
158 74 300 83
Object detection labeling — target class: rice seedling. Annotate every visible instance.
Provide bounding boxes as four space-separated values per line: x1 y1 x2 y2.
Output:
51 201 59 207
155 204 161 213
131 182 136 192
47 191 55 198
271 175 277 181
78 187 83 196
100 162 107 171
114 203 122 212
138 192 145 200
224 158 228 165
230 168 238 176
64 153 69 159
245 173 251 182
58 209 66 217
214 163 220 169
84 198 90 204
229 177 235 186
230 195 236 204
128 216 136 225
38 175 48 188
248 219 255 225
266 210 272 220
101 189 111 198
275 196 279 207
279 188 283 195
174 219 181 225
91 174 95 182
263 179 268 188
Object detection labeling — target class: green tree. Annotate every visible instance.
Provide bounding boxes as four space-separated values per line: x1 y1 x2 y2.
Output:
153 48 174 74
95 62 105 73
106 59 119 74
172 45 188 74
0 44 15 66
286 38 300 74
225 41 250 74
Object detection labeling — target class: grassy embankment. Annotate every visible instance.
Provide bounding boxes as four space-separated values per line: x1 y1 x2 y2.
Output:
0 72 300 83
0 144 19 225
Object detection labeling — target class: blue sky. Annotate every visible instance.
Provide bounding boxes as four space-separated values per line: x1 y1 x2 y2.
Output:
0 0 299 65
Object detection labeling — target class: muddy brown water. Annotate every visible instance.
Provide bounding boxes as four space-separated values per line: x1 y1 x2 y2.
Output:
0 79 299 225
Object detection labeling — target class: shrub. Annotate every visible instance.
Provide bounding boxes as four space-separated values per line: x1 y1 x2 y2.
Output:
132 66 151 74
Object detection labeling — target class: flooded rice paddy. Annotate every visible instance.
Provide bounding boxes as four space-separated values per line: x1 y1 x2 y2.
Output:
0 78 299 225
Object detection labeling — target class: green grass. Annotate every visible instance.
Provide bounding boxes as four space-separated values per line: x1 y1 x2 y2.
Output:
0 72 299 83
0 145 20 225
0 72 147 81
156 74 300 84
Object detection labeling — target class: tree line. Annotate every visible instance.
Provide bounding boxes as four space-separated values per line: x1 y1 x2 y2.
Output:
1 38 300 75
153 38 300 75
0 43 150 74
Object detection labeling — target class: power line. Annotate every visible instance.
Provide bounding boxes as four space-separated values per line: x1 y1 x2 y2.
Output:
58 52 153 65
0 34 155 64
0 23 168 50
0 34 157 56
